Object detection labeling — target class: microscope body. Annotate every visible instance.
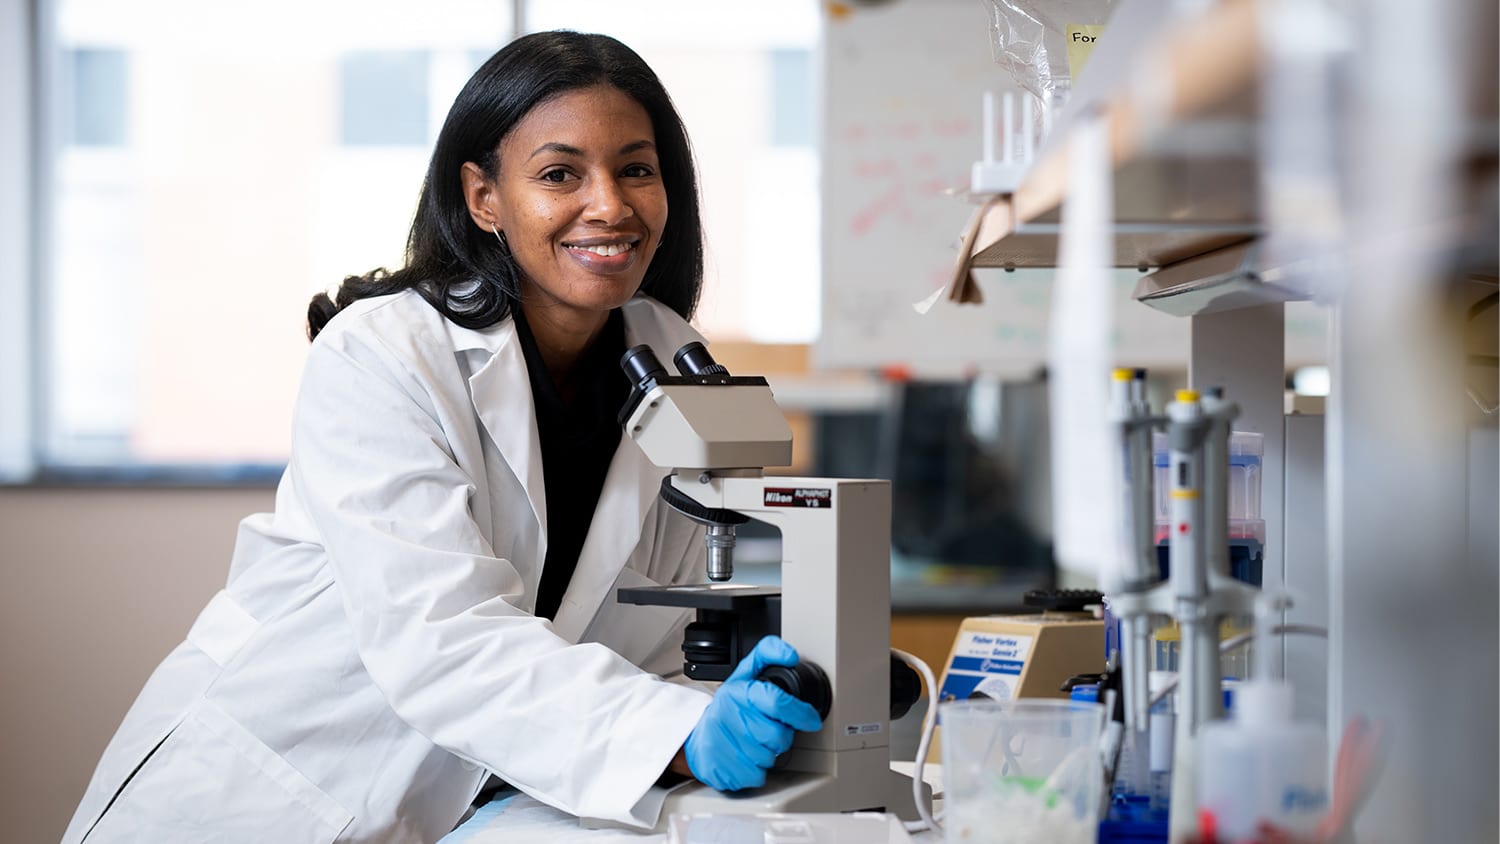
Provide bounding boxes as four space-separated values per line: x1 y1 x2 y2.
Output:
612 343 921 824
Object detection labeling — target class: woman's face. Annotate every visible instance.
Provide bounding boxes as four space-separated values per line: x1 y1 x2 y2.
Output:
470 85 668 329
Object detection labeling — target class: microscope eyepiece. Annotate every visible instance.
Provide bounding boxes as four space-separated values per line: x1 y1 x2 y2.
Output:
672 341 729 377
620 344 668 388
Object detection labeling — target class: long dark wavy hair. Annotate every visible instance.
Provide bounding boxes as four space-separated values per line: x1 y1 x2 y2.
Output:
306 31 705 340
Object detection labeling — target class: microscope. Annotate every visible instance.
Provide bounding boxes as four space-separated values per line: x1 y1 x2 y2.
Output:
612 341 925 827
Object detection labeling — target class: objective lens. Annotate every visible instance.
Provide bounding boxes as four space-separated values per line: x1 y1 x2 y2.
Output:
705 524 736 581
620 345 667 387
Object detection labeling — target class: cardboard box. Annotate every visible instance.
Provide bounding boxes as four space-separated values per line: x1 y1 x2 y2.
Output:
927 613 1106 762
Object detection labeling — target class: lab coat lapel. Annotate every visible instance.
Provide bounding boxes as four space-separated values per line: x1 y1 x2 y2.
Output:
549 440 664 642
466 324 548 559
548 305 677 642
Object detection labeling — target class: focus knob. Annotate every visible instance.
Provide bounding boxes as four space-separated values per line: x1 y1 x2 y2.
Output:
757 661 832 722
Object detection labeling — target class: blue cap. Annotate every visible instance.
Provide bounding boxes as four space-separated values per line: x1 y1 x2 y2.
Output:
1070 684 1101 703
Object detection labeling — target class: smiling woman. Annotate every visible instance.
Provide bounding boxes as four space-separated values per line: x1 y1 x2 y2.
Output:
62 30 826 844
460 85 670 384
305 33 704 346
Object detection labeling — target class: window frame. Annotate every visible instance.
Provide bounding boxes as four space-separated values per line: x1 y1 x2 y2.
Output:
4 0 523 488
7 0 819 487
1 0 39 484
0 0 284 487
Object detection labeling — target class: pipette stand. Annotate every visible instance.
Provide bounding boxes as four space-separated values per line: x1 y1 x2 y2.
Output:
1106 382 1260 844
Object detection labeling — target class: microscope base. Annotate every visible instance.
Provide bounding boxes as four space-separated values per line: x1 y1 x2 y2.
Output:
584 766 929 833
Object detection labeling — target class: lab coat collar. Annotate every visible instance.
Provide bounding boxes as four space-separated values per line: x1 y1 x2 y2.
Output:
548 432 661 642
459 296 697 638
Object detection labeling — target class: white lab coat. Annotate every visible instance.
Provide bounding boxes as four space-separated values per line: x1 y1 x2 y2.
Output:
63 291 716 843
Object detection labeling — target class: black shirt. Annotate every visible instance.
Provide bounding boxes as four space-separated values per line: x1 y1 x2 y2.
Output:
512 306 630 622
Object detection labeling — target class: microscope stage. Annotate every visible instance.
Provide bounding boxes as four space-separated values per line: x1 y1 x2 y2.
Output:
618 583 782 610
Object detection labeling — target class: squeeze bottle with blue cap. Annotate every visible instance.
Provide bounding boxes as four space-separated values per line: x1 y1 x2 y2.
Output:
1196 596 1328 840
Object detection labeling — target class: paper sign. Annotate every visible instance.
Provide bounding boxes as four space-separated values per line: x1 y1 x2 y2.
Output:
1066 24 1107 77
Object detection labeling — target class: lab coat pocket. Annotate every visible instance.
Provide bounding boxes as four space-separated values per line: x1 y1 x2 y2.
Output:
85 700 353 843
580 567 691 673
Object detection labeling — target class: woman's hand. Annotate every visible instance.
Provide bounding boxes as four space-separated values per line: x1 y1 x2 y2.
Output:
680 637 824 792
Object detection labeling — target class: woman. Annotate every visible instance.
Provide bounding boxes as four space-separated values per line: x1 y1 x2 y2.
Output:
64 31 821 843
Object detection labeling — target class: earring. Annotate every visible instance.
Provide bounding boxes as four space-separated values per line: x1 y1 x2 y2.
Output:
491 224 510 257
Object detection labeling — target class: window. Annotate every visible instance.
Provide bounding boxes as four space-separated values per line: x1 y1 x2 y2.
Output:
339 51 431 147
769 49 814 147
66 48 128 146
29 1 513 478
18 0 818 480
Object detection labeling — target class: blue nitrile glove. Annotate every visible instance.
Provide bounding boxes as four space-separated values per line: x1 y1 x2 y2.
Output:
684 636 825 792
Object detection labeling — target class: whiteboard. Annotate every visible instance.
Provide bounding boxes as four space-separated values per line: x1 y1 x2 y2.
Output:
816 0 1190 374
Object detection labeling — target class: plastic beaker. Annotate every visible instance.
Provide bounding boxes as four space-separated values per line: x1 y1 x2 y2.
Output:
940 699 1105 844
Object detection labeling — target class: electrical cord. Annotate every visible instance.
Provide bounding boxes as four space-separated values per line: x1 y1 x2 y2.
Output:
1147 623 1329 708
891 648 942 833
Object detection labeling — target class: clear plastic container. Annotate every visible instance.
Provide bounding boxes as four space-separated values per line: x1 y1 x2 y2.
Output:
940 699 1105 844
1112 726 1149 800
1146 671 1175 813
1153 431 1264 523
1227 432 1264 521
1152 624 1179 673
1153 432 1266 562
1151 621 1253 678
1220 635 1251 682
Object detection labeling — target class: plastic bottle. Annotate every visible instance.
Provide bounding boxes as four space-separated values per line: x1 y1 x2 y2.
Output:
1196 597 1329 840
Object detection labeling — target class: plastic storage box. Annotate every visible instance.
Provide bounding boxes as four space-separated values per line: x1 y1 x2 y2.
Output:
1151 431 1266 585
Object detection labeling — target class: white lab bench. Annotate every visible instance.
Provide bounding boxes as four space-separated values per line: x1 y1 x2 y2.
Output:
442 763 944 843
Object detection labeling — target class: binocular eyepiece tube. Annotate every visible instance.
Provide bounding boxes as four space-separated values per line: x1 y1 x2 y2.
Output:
620 345 668 389
619 341 740 583
672 341 729 377
620 341 731 387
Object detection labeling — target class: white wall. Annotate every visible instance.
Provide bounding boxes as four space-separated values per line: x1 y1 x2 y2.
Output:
0 487 274 843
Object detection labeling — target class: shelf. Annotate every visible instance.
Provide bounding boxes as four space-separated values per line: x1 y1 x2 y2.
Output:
1132 239 1306 316
963 0 1265 275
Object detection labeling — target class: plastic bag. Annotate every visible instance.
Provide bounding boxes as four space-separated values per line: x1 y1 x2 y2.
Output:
983 0 1116 107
